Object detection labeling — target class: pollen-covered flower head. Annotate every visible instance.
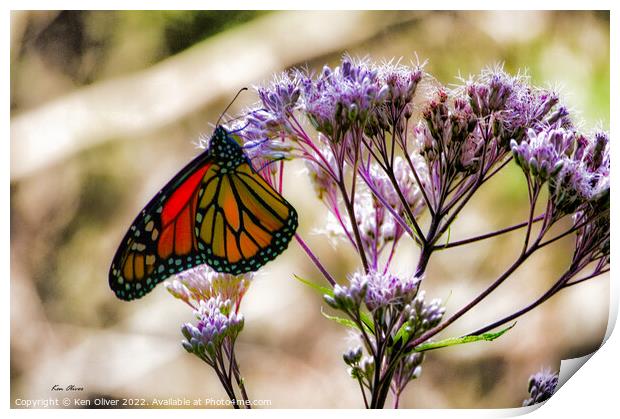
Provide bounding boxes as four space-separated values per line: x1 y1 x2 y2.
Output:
546 129 610 215
352 270 421 311
467 70 519 117
511 127 575 182
378 60 423 108
166 265 252 312
300 56 386 140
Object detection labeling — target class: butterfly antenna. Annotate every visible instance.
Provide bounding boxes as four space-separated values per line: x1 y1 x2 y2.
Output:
215 87 248 127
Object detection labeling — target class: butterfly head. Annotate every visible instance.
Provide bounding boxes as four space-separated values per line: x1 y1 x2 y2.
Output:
208 126 249 168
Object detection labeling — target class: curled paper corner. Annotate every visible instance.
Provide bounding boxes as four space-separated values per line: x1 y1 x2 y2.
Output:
506 283 616 416
549 278 618 403
553 279 617 394
502 356 594 417
504 404 540 417
557 353 594 390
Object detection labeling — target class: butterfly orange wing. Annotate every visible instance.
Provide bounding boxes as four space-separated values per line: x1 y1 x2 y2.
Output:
109 155 216 301
195 162 298 274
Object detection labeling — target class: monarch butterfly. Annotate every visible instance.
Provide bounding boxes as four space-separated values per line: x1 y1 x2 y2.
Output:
109 126 298 301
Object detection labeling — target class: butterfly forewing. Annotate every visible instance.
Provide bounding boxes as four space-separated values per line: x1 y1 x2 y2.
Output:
109 154 215 300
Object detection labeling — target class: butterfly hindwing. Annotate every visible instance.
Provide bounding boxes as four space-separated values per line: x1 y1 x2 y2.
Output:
194 161 298 274
194 127 298 275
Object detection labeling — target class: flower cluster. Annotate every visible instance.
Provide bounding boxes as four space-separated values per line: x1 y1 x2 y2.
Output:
302 57 387 141
181 297 244 361
326 270 444 407
221 54 608 409
167 265 252 311
522 369 559 406
326 270 421 312
410 69 571 215
167 266 253 407
379 60 423 107
401 290 446 338
511 128 573 182
242 73 301 142
511 126 610 217
553 130 609 211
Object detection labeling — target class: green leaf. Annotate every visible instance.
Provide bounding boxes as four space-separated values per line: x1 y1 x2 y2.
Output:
359 311 375 333
320 308 360 330
413 323 516 352
295 275 375 334
444 224 452 247
294 274 334 297
393 322 411 346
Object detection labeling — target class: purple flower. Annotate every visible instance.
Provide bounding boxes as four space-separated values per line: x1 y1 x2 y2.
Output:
550 158 594 213
326 271 422 312
583 130 610 199
467 71 517 117
378 60 423 108
339 271 421 311
257 73 301 120
523 369 558 406
511 128 574 181
465 68 571 147
181 297 244 357
241 72 302 140
421 92 478 158
545 129 610 215
403 290 446 334
300 56 386 141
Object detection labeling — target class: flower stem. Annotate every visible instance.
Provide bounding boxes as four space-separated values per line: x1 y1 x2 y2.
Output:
232 355 251 409
358 379 370 409
433 215 545 250
212 364 239 408
408 242 540 350
385 168 426 243
359 169 417 240
470 267 609 335
393 391 401 409
564 269 609 287
294 233 336 286
338 180 371 273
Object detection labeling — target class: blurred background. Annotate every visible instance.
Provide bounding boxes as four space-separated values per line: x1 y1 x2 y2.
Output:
10 10 610 408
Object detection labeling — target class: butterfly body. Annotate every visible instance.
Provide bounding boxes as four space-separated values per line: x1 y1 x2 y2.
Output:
109 127 298 301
